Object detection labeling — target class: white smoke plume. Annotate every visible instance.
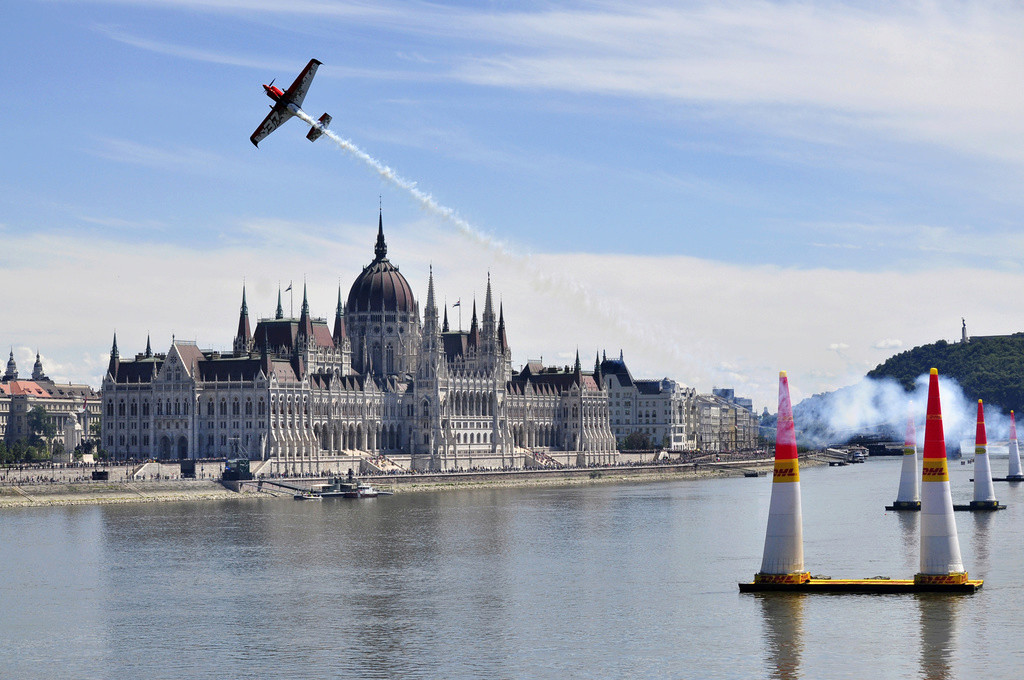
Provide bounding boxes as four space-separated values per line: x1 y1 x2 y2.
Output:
793 372 1014 455
294 110 701 374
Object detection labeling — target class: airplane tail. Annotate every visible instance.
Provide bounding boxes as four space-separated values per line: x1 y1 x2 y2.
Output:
306 113 332 142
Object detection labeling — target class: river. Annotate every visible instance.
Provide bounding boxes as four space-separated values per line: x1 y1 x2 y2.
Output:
1 457 1020 679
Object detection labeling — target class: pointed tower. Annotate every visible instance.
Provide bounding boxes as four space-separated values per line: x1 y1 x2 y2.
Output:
970 400 999 508
442 305 450 333
573 349 582 380
481 273 496 356
234 285 253 355
916 368 968 584
888 404 921 510
107 333 120 378
754 372 809 584
468 299 479 349
1008 411 1023 480
593 351 603 390
497 303 508 353
332 287 347 346
145 334 153 358
297 281 313 352
375 209 387 260
275 285 284 319
423 266 441 345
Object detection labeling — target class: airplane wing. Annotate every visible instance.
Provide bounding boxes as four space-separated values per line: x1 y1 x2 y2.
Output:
283 58 322 109
250 105 294 147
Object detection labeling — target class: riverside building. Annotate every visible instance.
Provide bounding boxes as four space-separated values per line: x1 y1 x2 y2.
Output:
0 350 100 457
101 215 617 473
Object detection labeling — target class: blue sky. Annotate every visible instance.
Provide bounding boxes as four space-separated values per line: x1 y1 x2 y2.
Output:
5 0 1024 412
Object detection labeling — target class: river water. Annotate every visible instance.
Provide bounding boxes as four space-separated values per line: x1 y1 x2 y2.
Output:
2 458 1022 679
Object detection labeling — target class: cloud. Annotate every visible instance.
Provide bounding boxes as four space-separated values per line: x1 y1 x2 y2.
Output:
6 220 1024 413
874 338 903 350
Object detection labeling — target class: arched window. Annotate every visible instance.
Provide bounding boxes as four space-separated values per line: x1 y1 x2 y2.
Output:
220 400 227 416
142 401 149 416
245 400 253 416
207 401 214 416
130 402 137 416
232 400 240 416
118 401 126 416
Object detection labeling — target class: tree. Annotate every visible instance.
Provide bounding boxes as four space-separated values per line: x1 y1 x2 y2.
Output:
620 431 653 450
27 405 57 450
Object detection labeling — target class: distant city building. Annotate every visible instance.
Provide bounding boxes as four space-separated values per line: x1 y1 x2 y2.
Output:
101 215 617 472
0 350 100 458
697 391 759 453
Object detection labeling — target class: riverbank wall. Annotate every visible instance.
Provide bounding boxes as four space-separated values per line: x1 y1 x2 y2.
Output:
1 456 811 508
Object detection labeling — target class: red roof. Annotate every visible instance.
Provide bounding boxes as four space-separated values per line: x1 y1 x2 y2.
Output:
6 381 52 397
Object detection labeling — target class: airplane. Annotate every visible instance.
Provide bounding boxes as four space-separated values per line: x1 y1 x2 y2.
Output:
250 58 332 147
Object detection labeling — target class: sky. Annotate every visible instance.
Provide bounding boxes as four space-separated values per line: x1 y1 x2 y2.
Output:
4 0 1024 414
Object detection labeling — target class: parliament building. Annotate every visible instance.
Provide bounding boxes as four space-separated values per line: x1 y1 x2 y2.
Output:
101 216 617 473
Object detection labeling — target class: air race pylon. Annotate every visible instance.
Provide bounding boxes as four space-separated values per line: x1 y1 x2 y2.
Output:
886 404 920 511
916 369 972 586
970 400 1000 509
753 372 809 585
1007 411 1023 480
956 399 1004 509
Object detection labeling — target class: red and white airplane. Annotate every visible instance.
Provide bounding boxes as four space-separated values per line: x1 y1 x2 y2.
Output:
250 58 332 147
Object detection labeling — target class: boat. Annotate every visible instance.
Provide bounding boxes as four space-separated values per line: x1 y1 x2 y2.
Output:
294 491 322 500
344 482 379 498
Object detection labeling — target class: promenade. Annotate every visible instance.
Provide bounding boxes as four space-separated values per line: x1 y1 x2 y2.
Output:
0 451 782 508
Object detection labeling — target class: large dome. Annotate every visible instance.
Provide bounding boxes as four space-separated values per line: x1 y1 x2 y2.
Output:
346 217 416 314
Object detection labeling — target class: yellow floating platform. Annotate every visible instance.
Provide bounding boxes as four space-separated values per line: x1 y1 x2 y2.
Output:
884 501 921 511
952 501 1006 511
739 578 982 594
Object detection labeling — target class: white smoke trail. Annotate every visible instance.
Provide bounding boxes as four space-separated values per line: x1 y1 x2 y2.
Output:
794 372 1013 455
294 110 696 374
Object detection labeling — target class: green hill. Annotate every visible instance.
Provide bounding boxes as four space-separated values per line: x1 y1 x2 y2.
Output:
867 333 1024 415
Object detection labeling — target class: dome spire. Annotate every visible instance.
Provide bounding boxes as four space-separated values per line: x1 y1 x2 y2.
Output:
4 348 18 381
32 351 45 381
374 208 387 261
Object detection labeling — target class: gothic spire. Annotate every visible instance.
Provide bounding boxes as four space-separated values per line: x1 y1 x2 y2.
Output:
497 303 508 353
107 333 119 377
145 334 153 358
333 286 347 345
442 305 450 333
483 272 494 321
425 265 436 312
235 284 252 354
275 284 284 319
468 299 479 348
374 209 387 261
298 281 313 344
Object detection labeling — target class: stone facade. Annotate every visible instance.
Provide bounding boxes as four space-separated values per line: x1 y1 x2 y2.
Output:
600 351 698 451
101 216 617 472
